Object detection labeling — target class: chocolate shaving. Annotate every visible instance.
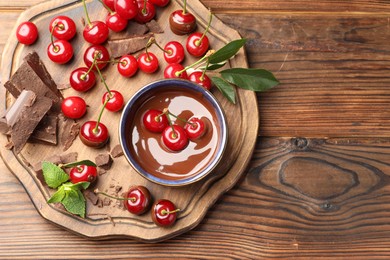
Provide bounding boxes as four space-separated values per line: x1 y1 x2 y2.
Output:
59 116 80 151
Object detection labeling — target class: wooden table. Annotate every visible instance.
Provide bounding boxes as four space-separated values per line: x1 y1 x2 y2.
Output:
1 0 390 258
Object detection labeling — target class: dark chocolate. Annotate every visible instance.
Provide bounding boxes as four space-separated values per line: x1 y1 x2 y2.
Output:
59 116 80 151
30 114 58 145
60 152 78 164
110 144 124 158
95 153 113 170
109 21 149 40
108 34 151 58
146 20 164 34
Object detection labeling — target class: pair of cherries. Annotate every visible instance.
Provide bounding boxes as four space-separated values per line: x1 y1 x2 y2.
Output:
143 109 206 151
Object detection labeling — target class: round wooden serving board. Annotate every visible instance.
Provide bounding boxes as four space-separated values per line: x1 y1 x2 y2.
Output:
0 0 258 242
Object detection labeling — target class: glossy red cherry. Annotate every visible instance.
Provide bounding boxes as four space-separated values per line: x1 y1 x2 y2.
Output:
117 55 138 77
84 45 110 71
102 90 124 112
135 0 156 24
79 121 109 148
61 96 87 119
186 32 209 57
103 0 116 11
184 117 206 140
49 16 76 41
83 21 109 44
124 186 152 215
163 63 188 79
137 52 159 74
106 12 128 32
143 109 169 133
164 41 185 64
70 67 96 92
169 9 196 35
162 125 189 151
149 0 170 7
151 199 180 227
188 71 212 90
115 0 138 20
69 165 98 184
16 21 38 45
47 39 73 64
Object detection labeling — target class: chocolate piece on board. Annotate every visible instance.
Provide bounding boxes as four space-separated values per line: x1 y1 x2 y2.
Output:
95 153 113 170
30 114 58 145
109 21 149 40
110 144 124 158
107 34 151 58
146 20 164 34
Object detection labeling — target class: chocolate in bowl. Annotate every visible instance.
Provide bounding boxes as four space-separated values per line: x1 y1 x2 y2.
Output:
119 79 228 186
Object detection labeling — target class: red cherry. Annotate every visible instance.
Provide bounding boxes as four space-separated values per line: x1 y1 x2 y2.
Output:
83 45 110 71
186 32 209 57
151 199 180 227
142 109 168 133
102 90 124 112
70 67 96 92
47 39 73 64
49 16 76 41
169 10 196 35
83 21 109 44
164 41 185 64
16 21 38 45
135 0 156 24
115 0 138 20
79 121 109 148
188 71 212 90
149 0 170 7
162 125 189 151
163 63 188 79
106 12 128 32
61 96 87 119
137 52 159 74
69 165 98 184
103 0 116 11
124 186 152 215
184 117 206 140
117 55 138 77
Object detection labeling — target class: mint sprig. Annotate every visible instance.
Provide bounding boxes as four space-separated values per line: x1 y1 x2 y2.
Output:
42 160 94 218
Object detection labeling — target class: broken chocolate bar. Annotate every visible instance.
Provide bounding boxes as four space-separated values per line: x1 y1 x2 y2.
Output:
146 20 164 34
109 21 149 40
108 34 152 58
30 114 58 145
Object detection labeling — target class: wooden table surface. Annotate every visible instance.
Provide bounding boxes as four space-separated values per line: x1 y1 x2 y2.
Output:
1 0 390 258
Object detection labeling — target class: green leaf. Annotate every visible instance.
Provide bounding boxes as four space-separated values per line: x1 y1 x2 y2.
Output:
62 160 96 168
47 186 65 203
42 161 69 189
211 77 236 104
70 181 90 190
61 189 86 218
220 68 279 92
202 62 226 71
208 39 247 64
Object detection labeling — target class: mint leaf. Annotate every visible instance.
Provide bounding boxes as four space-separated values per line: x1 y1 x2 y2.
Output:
61 188 86 218
62 160 97 168
211 77 236 104
208 39 247 64
220 68 279 92
42 161 69 189
71 181 90 190
47 186 66 203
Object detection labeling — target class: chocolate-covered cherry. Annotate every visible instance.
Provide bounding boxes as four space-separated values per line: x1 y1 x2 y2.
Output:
79 121 109 148
164 41 185 64
143 109 169 133
169 0 196 35
69 165 98 183
135 0 156 24
84 45 110 71
162 125 189 151
164 63 188 79
47 39 73 64
61 96 87 119
184 117 206 140
188 71 212 90
151 199 180 227
49 16 76 41
82 0 109 44
149 0 170 7
16 21 38 45
102 90 124 112
115 0 138 20
124 186 152 215
117 54 138 77
70 67 96 92
138 52 159 74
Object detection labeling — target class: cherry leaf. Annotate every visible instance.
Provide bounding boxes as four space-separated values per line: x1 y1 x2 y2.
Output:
208 38 247 64
211 77 236 104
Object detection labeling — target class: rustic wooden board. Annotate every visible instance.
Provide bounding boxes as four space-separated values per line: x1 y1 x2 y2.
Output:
0 0 258 242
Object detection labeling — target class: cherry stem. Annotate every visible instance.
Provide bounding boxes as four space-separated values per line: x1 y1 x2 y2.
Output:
200 60 210 81
148 37 171 55
142 0 147 14
177 54 209 76
93 95 109 134
97 0 114 14
168 111 196 127
196 11 213 47
81 53 99 80
94 189 136 202
94 60 112 96
162 108 177 139
182 0 187 15
161 208 180 215
82 0 92 26
50 23 59 53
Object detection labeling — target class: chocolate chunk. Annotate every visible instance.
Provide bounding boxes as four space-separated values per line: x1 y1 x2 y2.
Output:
60 152 78 164
59 116 80 151
108 34 151 58
95 153 113 170
98 168 107 176
103 198 111 206
146 20 163 34
110 144 123 158
84 190 99 205
32 154 62 173
30 114 58 145
109 21 149 40
5 90 52 154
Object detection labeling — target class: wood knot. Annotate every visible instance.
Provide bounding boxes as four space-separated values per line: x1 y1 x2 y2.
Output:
292 137 308 149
